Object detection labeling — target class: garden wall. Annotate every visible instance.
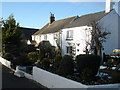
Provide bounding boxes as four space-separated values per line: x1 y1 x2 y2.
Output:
33 66 120 89
33 66 87 88
0 57 11 68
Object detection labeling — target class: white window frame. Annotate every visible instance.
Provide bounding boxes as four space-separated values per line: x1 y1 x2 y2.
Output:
66 30 73 40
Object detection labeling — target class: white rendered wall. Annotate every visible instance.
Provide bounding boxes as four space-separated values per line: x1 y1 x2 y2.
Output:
99 10 119 54
61 26 92 56
0 57 11 68
33 66 87 88
40 33 57 47
33 66 119 89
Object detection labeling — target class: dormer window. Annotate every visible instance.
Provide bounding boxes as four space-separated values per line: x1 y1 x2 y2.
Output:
66 30 73 40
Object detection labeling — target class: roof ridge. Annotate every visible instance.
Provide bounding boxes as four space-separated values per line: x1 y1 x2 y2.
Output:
53 16 77 23
79 11 105 18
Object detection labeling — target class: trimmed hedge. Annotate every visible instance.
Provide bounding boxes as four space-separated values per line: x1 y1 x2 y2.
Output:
58 55 74 76
76 54 101 77
41 58 51 70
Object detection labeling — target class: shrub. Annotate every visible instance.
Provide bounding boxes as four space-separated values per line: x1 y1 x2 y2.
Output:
14 54 31 66
80 67 93 83
58 55 74 76
53 55 63 69
76 54 101 77
38 41 52 59
41 58 51 70
3 53 14 61
27 52 38 63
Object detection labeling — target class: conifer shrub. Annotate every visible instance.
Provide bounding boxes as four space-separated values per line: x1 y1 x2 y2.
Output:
76 54 101 77
58 55 74 76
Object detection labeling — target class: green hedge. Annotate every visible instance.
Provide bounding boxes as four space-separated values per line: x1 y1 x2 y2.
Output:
58 55 74 76
76 54 101 77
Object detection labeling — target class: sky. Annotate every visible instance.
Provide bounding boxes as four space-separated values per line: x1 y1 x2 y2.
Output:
2 2 106 29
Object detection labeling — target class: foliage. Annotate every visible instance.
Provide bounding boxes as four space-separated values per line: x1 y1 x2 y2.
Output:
80 67 93 83
52 55 63 72
41 58 51 70
76 54 101 77
3 53 14 61
27 52 38 63
38 41 53 60
2 15 22 56
58 55 74 76
14 54 31 66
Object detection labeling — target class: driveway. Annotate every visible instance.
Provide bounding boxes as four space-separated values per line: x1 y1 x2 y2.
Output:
1 63 49 89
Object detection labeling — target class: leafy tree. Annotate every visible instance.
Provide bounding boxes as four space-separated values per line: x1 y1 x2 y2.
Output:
2 15 22 56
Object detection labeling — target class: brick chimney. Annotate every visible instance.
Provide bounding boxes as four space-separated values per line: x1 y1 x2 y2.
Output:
50 13 55 24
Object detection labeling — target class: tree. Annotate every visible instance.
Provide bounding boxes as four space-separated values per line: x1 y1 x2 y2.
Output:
85 21 111 55
2 15 22 56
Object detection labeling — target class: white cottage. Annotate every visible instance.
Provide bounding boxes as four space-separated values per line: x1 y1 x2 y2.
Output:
32 0 120 56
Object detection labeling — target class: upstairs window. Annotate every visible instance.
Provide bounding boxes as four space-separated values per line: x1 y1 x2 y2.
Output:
44 35 47 40
66 30 73 40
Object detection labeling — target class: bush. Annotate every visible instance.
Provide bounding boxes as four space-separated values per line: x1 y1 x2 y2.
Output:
3 53 14 61
14 54 31 66
80 67 93 83
58 55 74 76
38 41 52 60
53 55 63 70
41 58 51 70
27 52 38 63
76 54 101 77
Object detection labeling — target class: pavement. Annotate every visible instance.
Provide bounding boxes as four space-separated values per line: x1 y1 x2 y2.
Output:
0 63 49 90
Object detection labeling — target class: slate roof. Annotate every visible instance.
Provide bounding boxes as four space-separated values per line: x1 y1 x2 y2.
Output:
19 27 39 40
33 11 107 35
64 11 107 28
33 16 77 35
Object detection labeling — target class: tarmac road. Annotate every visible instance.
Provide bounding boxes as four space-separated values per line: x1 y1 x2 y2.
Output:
0 63 49 90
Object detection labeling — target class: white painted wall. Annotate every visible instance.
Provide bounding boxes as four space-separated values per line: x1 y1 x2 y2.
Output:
33 33 58 47
40 33 57 47
33 66 87 88
0 57 11 68
33 66 120 89
99 10 119 54
61 26 92 56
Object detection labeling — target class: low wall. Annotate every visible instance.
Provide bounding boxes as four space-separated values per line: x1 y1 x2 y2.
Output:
33 66 87 88
33 66 120 89
16 66 33 79
0 57 11 68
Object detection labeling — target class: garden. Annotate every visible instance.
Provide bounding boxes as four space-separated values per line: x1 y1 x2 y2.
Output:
1 15 120 85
